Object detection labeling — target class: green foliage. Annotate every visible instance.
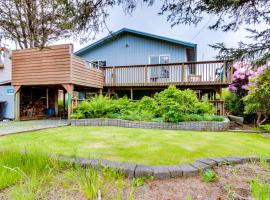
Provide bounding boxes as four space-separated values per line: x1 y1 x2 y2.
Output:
0 151 60 190
201 169 218 183
132 177 146 187
223 89 245 116
260 124 270 133
185 196 193 200
250 177 270 200
154 86 215 122
259 157 269 170
72 95 113 119
77 166 101 199
73 86 220 122
0 151 129 200
244 67 270 125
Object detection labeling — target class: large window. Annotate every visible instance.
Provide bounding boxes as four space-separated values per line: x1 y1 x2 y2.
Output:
149 55 170 79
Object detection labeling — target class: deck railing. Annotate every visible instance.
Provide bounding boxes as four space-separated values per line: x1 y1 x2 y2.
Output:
103 60 233 87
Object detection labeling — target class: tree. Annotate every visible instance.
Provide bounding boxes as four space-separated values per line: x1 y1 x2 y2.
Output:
244 65 270 125
0 0 117 48
127 0 270 63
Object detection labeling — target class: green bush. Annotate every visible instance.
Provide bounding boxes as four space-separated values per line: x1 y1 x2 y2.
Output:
72 95 114 119
260 124 270 133
72 86 220 122
154 86 214 122
223 89 245 116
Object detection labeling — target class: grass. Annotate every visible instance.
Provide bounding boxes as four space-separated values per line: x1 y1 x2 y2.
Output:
0 126 270 165
0 151 131 199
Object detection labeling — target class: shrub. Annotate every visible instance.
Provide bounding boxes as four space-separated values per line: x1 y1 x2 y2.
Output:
154 86 214 122
72 95 114 119
72 86 219 123
244 66 270 125
194 101 215 115
260 124 270 133
223 90 245 116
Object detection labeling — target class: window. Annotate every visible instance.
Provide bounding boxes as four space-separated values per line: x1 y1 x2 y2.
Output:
149 55 170 79
160 55 169 64
91 60 106 68
160 55 170 78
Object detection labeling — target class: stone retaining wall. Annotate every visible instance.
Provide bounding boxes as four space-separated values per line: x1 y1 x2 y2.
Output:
62 156 270 180
71 118 230 131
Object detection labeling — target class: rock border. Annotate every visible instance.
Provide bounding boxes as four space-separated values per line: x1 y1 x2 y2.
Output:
61 156 270 180
71 118 230 131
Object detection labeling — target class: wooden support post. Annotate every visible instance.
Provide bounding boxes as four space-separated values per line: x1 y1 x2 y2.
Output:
219 86 222 100
63 92 66 114
54 89 59 116
14 91 20 120
98 88 103 96
46 88 49 109
14 85 21 121
62 84 74 125
130 87 133 100
108 88 111 98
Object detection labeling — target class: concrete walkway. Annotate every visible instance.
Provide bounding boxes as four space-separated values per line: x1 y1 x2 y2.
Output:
0 119 68 136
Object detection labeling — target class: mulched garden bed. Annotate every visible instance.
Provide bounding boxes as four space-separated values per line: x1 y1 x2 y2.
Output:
1 163 269 200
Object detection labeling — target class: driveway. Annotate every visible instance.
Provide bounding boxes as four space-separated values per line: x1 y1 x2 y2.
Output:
0 119 68 136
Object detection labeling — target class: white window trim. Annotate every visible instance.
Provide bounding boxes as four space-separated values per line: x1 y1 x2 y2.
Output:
90 59 107 68
148 54 170 64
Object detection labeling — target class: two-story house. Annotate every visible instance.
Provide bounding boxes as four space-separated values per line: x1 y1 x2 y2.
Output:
10 28 232 120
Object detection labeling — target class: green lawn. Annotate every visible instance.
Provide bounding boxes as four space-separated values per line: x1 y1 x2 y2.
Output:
0 126 270 165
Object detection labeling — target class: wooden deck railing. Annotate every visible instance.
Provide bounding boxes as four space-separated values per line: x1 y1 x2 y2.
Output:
103 60 233 87
71 55 104 88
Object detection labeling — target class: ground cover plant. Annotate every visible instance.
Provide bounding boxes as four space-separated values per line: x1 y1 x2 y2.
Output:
72 86 224 123
1 126 270 165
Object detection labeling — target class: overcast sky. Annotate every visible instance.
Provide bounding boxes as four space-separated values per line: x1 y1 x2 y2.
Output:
67 2 255 61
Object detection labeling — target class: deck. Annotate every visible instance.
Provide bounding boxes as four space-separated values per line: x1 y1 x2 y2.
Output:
103 60 233 87
12 44 103 88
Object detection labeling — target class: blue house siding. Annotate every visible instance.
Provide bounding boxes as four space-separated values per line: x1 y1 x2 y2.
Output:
0 85 14 119
78 33 189 66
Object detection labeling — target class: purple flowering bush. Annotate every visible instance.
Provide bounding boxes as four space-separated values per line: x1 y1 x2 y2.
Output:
244 65 270 125
224 62 253 116
228 62 254 95
225 62 268 122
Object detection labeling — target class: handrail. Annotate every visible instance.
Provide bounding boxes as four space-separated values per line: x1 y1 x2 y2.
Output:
72 55 103 71
103 60 232 69
103 60 233 86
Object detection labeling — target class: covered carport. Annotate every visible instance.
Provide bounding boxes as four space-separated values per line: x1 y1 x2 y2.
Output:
12 44 104 122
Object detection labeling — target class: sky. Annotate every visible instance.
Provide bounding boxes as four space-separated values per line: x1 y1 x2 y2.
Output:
66 2 254 61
